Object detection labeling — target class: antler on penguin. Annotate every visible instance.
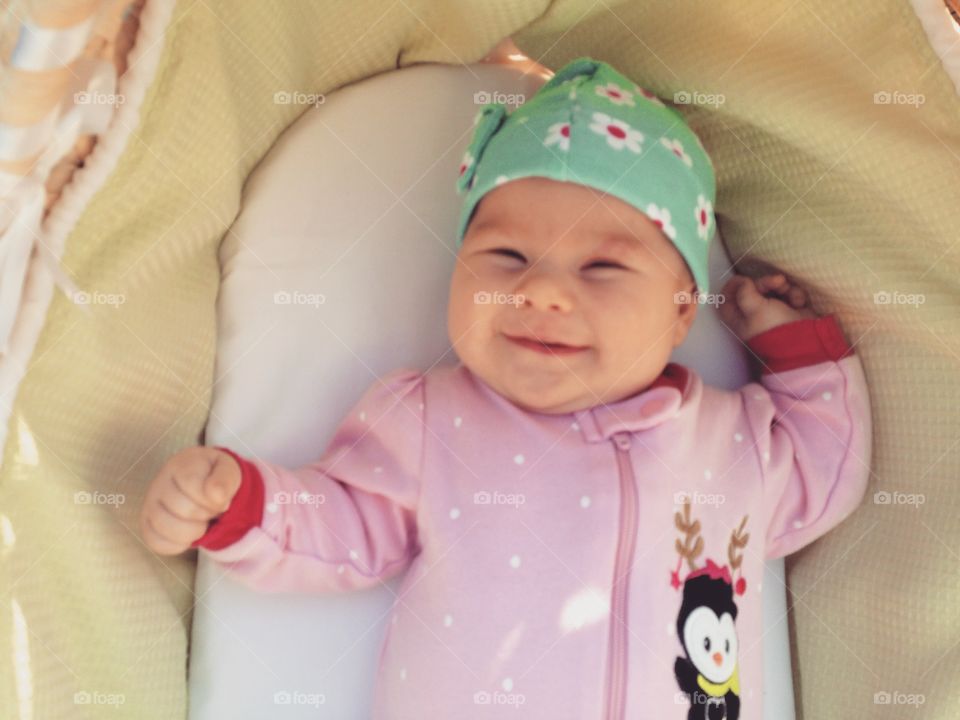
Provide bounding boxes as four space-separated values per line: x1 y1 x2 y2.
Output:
674 499 704 572
728 515 750 571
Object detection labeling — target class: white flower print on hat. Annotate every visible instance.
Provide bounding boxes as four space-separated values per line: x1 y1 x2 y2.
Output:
544 121 572 152
589 112 644 153
595 81 635 106
661 137 693 167
646 203 677 240
695 194 714 240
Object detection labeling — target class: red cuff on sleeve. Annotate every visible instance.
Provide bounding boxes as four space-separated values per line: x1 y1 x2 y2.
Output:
191 446 265 551
745 315 854 375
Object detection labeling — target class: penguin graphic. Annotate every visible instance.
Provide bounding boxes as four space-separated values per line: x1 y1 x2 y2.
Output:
670 501 749 720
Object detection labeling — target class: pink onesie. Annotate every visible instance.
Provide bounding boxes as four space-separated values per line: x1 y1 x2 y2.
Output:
194 315 871 720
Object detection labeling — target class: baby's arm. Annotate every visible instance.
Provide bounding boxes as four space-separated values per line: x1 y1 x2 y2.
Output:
739 316 871 558
140 368 426 593
720 272 872 559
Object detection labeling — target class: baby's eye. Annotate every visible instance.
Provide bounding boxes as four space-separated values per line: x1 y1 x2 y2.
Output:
489 248 527 263
583 259 628 271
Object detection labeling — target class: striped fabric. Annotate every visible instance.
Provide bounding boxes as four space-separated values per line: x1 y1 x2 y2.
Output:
0 0 135 354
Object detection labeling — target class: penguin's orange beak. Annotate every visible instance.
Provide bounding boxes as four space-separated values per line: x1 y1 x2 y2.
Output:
712 652 723 666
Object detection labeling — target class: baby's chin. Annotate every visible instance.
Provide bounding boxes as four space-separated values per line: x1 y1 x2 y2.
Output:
470 364 596 415
465 351 671 414
504 388 586 415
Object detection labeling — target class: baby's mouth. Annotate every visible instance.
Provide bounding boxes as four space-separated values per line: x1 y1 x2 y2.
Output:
502 333 589 356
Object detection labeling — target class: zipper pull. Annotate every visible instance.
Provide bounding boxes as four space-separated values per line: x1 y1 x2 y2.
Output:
612 432 632 450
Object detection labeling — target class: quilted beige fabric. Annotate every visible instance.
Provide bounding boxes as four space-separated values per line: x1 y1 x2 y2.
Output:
1 0 957 718
513 1 960 718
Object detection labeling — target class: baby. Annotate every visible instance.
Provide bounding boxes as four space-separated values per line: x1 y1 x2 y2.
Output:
141 58 871 719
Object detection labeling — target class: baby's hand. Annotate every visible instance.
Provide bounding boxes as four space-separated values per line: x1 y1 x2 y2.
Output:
718 272 817 342
140 447 242 555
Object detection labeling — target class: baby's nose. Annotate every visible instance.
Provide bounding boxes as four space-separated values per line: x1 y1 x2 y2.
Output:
515 273 574 313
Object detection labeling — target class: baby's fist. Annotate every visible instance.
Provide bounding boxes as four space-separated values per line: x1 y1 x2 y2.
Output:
140 446 242 555
718 272 817 341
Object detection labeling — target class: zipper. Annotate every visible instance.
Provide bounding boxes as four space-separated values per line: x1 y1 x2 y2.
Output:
603 431 639 720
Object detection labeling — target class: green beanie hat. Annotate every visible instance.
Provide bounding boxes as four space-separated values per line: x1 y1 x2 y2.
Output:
454 56 716 295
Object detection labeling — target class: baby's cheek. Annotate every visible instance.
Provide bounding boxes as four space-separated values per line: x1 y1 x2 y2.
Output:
448 266 477 318
593 302 667 364
448 282 495 350
446 293 472 345
590 295 643 340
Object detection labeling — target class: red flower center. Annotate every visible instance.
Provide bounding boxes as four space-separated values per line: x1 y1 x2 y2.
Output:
607 125 626 139
561 125 570 137
700 209 707 225
609 89 621 98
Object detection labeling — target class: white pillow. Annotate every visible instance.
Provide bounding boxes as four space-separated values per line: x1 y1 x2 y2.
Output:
189 62 795 720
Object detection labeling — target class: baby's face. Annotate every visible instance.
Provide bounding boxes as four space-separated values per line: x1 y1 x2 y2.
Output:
448 177 698 415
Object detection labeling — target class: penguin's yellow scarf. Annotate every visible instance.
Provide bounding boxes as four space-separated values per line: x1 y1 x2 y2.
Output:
697 664 740 696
